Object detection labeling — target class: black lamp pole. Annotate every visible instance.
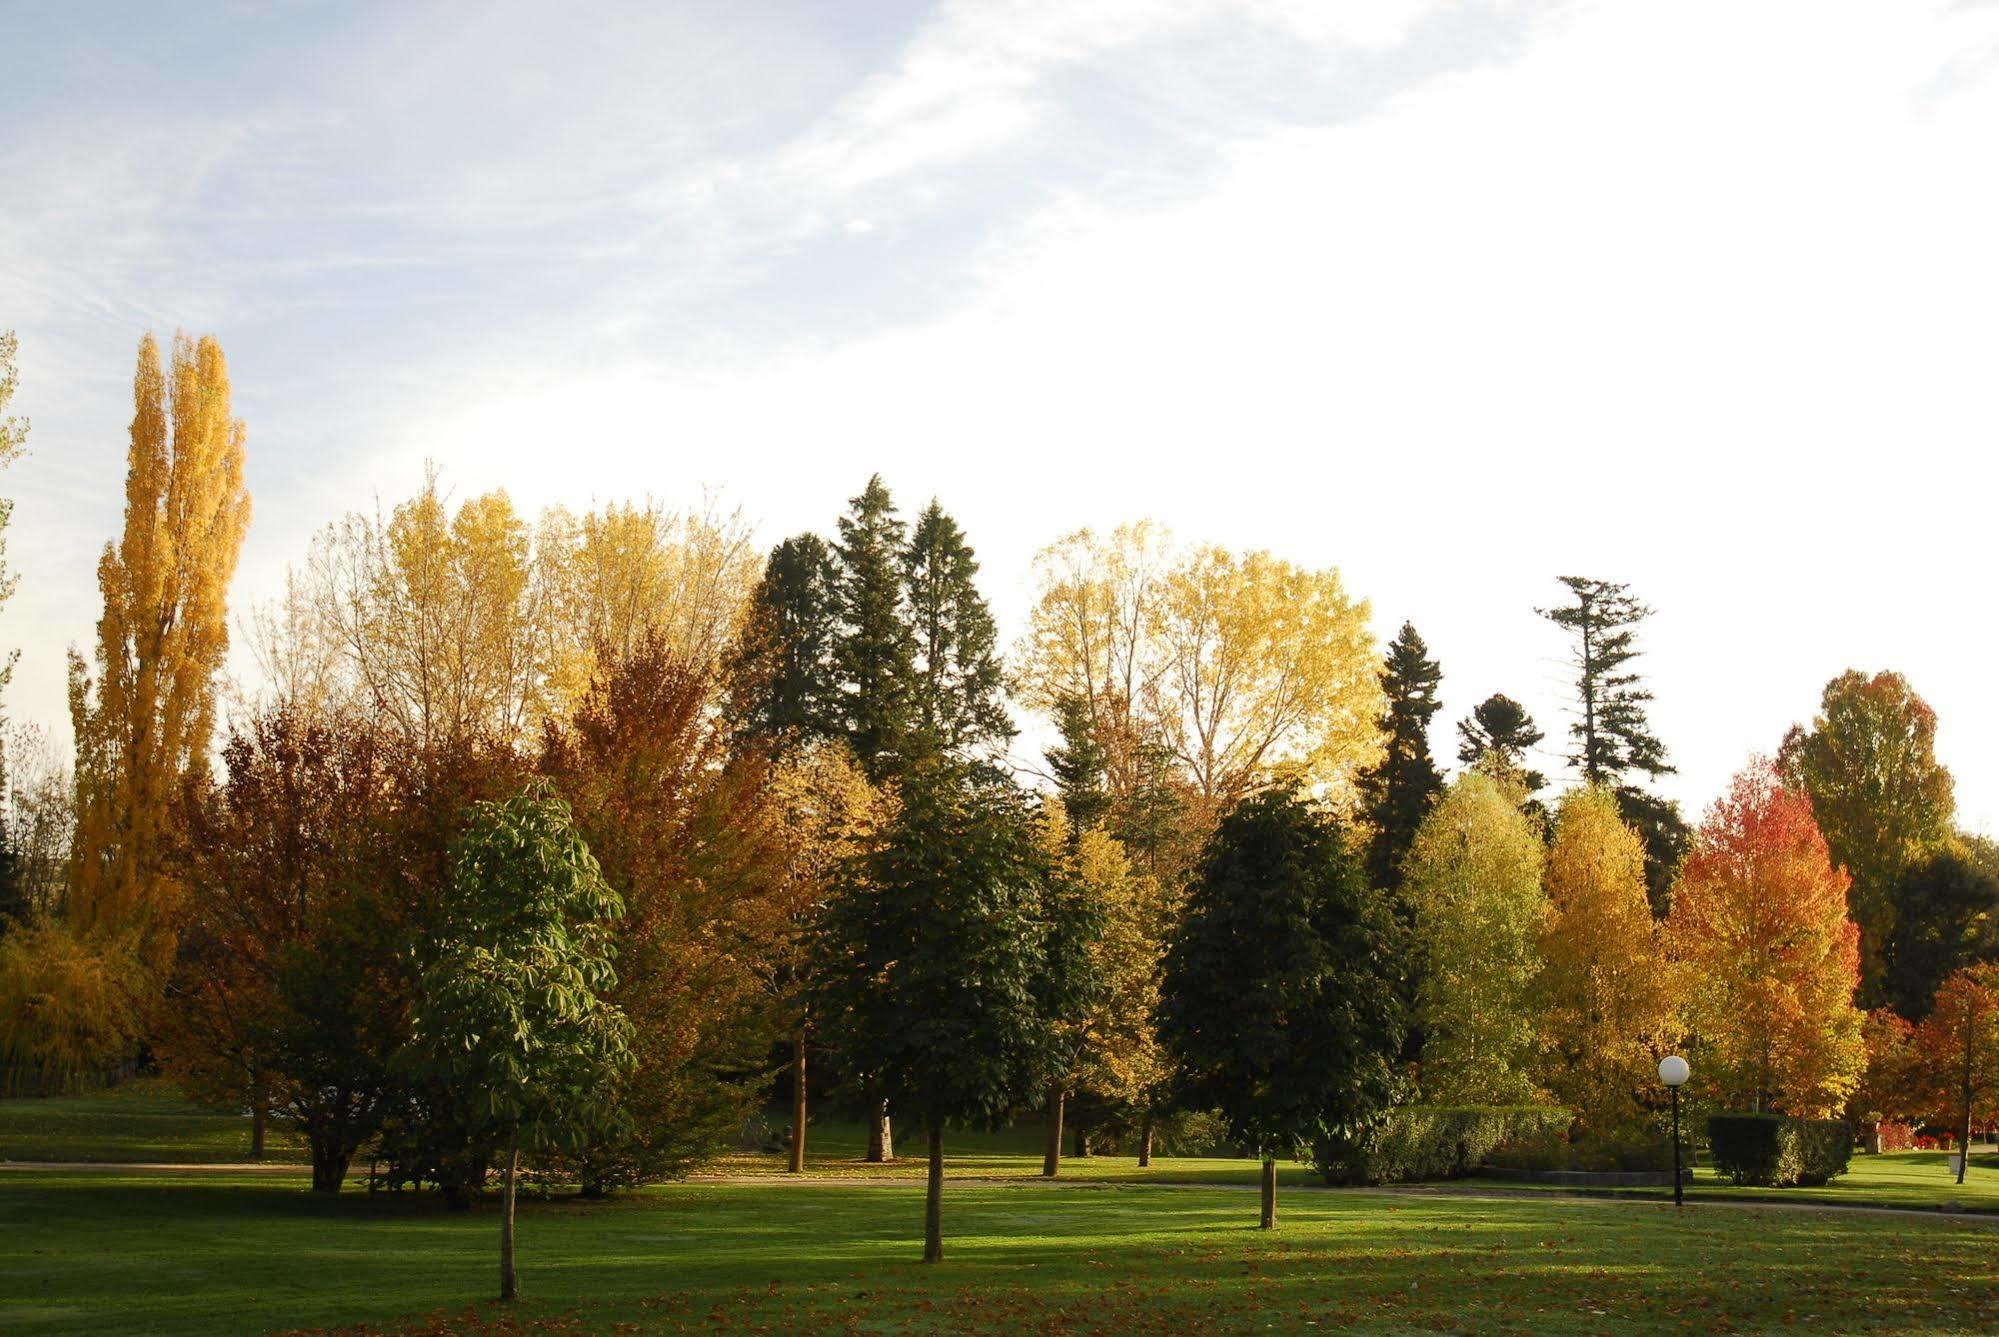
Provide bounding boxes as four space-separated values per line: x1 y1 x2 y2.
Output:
1671 1084 1683 1208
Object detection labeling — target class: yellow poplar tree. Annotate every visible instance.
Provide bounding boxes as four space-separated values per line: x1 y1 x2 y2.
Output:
1535 786 1679 1130
1404 770 1547 1104
68 332 251 959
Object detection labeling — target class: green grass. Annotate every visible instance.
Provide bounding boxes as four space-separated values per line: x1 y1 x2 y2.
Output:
0 1080 304 1164
1464 1151 1999 1214
3 1169 1997 1335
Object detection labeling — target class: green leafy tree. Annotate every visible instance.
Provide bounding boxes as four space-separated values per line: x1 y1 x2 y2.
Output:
831 476 918 783
727 534 841 747
1403 772 1546 1103
1158 788 1405 1228
1779 669 1956 998
903 501 1011 763
813 760 1089 1261
407 782 634 1301
1356 623 1444 892
1456 693 1545 794
1539 577 1686 913
1882 849 1999 1021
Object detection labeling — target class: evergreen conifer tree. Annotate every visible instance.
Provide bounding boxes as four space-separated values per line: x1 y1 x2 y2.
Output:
1045 694 1111 837
726 534 840 747
903 501 1011 763
1356 623 1444 891
831 477 918 783
1455 693 1546 794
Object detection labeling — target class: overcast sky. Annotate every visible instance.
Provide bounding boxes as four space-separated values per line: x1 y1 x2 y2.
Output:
3 0 1996 830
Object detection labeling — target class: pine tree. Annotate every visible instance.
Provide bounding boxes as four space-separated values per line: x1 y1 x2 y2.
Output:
1357 623 1444 891
1539 577 1687 913
727 533 840 747
902 501 1011 763
69 332 252 965
1455 693 1546 793
831 477 917 783
1159 788 1405 1227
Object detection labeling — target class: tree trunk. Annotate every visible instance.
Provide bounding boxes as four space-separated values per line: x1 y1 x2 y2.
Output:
1960 1009 1976 1186
500 1144 520 1301
1042 1082 1064 1178
309 1137 352 1194
1259 1156 1277 1230
867 1098 893 1163
249 1069 268 1161
789 1030 808 1175
923 1121 944 1264
1072 1123 1091 1158
1137 1109 1154 1168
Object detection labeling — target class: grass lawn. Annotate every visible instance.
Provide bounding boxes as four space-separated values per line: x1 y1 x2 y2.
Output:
3 1168 1996 1335
0 1080 304 1164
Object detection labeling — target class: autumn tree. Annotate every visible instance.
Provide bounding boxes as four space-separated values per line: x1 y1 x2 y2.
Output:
1852 1008 1921 1141
1540 576 1686 913
1667 761 1865 1118
407 782 633 1301
903 501 1010 763
812 760 1087 1262
1357 623 1444 892
1535 786 1678 1131
1779 669 1956 998
1403 772 1546 1104
69 331 252 968
1019 525 1383 844
1159 788 1405 1229
163 703 395 1182
1456 693 1546 795
538 633 813 1190
1913 965 1999 1184
0 329 25 728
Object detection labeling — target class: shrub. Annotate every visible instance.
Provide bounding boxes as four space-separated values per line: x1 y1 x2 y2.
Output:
1485 1118 1691 1173
1315 1106 1570 1185
1708 1113 1852 1186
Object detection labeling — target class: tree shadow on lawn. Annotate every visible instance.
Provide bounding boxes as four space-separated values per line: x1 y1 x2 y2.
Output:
7 1177 1999 1335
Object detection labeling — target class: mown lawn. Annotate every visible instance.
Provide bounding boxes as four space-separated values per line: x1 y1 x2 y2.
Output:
0 1080 304 1164
1 1168 1994 1335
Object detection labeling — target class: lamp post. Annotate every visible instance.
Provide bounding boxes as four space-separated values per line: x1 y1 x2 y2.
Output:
1659 1055 1690 1207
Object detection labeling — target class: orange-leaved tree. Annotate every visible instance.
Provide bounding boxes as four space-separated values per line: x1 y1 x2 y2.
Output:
1668 759 1865 1117
1912 965 1999 1184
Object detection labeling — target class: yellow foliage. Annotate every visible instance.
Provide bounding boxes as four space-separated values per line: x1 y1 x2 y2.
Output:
0 920 149 1087
68 332 251 964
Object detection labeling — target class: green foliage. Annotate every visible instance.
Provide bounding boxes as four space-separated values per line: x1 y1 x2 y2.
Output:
813 760 1090 1133
727 533 841 746
1881 848 1999 1021
903 502 1011 763
1403 772 1546 1104
1045 694 1111 836
832 476 918 782
406 782 634 1157
1314 1105 1570 1185
1158 788 1406 1157
1707 1113 1853 1187
1456 693 1545 793
1357 622 1443 892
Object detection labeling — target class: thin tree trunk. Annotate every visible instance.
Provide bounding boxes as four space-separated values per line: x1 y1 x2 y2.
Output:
250 1089 267 1162
1137 1108 1154 1168
867 1099 893 1163
500 1144 520 1301
1259 1156 1277 1229
923 1121 944 1264
1042 1082 1064 1178
789 1030 808 1175
1961 1005 1976 1186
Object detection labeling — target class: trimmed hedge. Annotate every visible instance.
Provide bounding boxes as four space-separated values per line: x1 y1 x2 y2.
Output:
1707 1114 1853 1186
1315 1106 1571 1185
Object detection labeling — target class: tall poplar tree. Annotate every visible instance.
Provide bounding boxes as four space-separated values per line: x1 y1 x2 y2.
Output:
902 501 1010 763
0 332 30 924
69 332 252 963
1540 577 1687 913
1357 622 1443 892
831 476 917 783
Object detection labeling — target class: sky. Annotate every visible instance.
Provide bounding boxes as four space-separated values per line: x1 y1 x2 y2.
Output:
2 0 1997 830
